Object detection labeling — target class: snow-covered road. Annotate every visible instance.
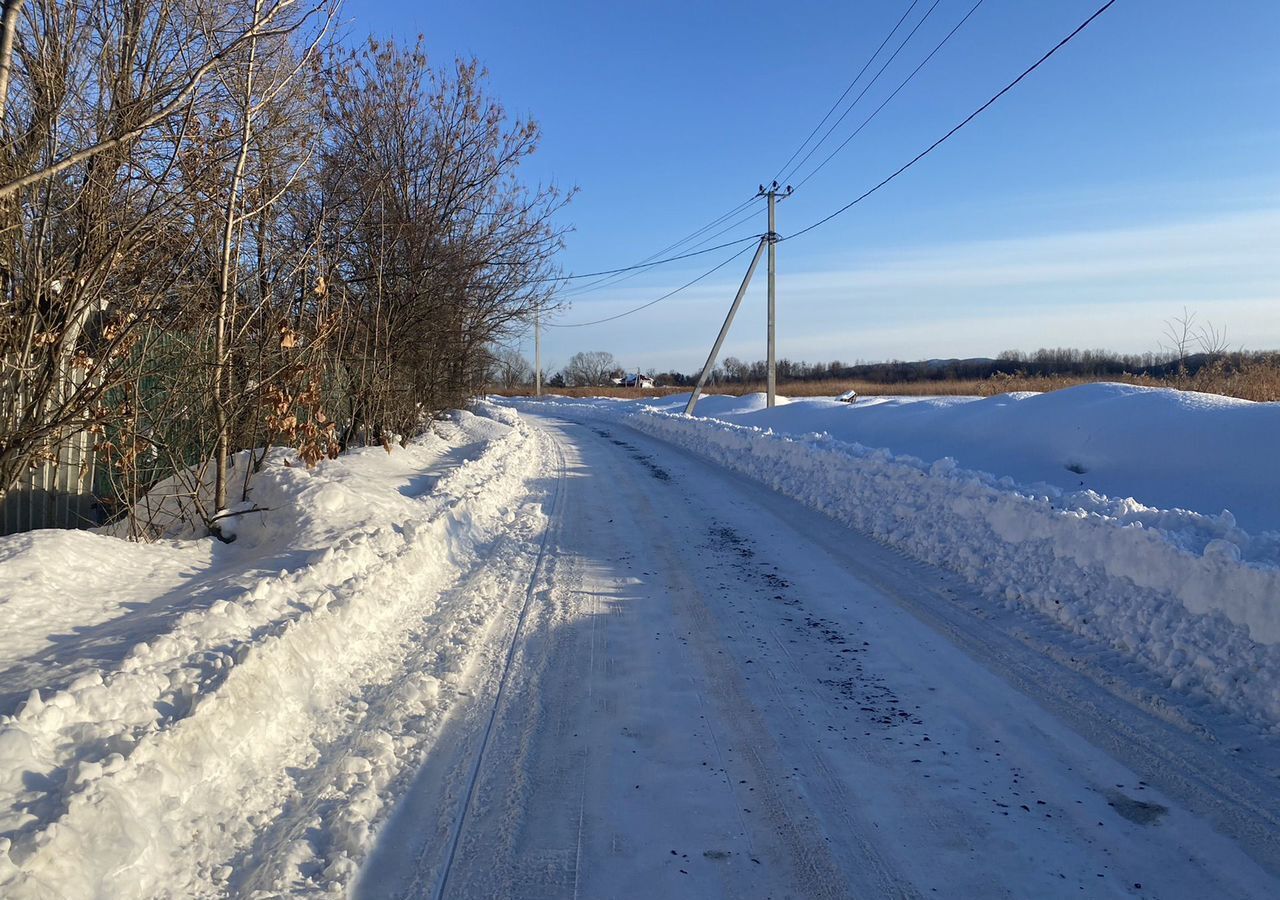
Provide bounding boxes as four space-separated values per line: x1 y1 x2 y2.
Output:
3 400 1278 898
356 410 1280 899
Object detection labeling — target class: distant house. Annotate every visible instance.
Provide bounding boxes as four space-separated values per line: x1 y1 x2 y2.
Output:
612 372 655 389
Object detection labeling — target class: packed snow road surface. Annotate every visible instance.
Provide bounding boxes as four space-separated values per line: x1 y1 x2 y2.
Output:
1 397 1278 897
362 408 1278 899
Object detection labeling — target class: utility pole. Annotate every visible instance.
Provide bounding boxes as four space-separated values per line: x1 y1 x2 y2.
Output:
684 182 790 417
534 312 542 397
684 237 768 415
764 181 792 408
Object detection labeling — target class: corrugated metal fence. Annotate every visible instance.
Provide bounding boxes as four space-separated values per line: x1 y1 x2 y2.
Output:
1 362 103 535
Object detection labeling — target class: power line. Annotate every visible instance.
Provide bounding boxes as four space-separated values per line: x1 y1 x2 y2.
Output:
635 195 760 264
556 202 763 305
553 202 766 311
785 0 1118 244
779 0 947 188
474 198 763 289
768 0 924 186
675 201 767 257
546 240 761 328
561 195 758 295
540 0 1115 335
553 1 964 305
553 234 763 281
559 195 763 298
791 0 986 192
542 2 916 301
337 233 760 288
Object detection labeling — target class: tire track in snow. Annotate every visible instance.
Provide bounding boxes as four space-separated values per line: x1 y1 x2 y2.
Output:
231 477 554 894
617 477 883 900
571 568 599 900
429 435 568 900
610 412 1280 883
562 418 877 899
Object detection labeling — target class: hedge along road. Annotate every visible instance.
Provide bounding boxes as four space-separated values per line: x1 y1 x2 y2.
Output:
354 407 1280 900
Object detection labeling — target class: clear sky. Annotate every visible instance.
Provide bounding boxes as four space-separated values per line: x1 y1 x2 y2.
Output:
348 0 1280 373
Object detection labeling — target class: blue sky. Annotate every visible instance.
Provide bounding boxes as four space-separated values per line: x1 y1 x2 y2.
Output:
349 1 1279 372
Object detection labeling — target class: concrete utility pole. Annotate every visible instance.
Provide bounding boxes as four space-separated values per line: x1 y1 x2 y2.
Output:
683 237 768 416
764 181 792 408
534 313 542 397
684 182 792 417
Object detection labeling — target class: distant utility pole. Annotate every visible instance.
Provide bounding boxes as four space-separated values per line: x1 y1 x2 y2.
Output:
685 181 791 416
534 312 542 397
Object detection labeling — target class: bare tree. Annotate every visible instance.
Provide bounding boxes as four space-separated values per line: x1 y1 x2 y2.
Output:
722 356 749 383
561 350 618 387
0 0 23 120
487 346 532 388
0 0 321 201
1161 307 1198 374
0 11 569 538
318 39 568 438
1196 319 1229 359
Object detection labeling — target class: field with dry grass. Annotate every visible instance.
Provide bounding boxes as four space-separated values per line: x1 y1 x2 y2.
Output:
491 358 1280 404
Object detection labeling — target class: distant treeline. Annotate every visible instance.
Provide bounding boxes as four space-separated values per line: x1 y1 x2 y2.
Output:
646 349 1280 386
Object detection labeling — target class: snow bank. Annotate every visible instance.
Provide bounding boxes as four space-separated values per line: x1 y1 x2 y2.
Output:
0 402 547 897
0 530 208 666
637 383 1280 535
622 408 1280 727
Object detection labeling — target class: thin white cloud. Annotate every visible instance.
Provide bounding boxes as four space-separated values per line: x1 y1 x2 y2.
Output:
790 208 1280 294
541 208 1280 370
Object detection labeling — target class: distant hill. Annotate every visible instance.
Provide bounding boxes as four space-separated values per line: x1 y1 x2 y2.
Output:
923 357 997 370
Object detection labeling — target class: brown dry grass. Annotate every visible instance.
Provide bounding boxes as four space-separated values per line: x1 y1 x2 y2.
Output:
1179 358 1280 402
490 358 1280 404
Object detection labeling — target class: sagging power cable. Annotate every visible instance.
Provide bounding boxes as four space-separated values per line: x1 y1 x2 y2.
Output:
546 240 762 328
785 0 1117 243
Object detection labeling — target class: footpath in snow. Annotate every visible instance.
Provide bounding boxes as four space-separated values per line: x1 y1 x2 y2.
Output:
522 383 1280 731
0 403 554 898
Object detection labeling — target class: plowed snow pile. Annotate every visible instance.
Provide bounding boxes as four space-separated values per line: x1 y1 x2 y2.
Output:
520 383 1280 728
0 402 546 898
638 383 1280 534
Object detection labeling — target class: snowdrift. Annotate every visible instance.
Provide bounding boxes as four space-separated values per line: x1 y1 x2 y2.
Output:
0 402 546 897
637 383 1280 535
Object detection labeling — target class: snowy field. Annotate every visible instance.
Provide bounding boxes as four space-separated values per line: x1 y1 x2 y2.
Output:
1 384 1278 898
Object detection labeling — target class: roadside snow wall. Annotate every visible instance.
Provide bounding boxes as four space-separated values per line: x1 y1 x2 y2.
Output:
0 402 544 898
627 409 1280 729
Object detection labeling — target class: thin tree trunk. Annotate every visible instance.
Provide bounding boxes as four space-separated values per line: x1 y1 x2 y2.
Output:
0 0 24 122
213 0 263 530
